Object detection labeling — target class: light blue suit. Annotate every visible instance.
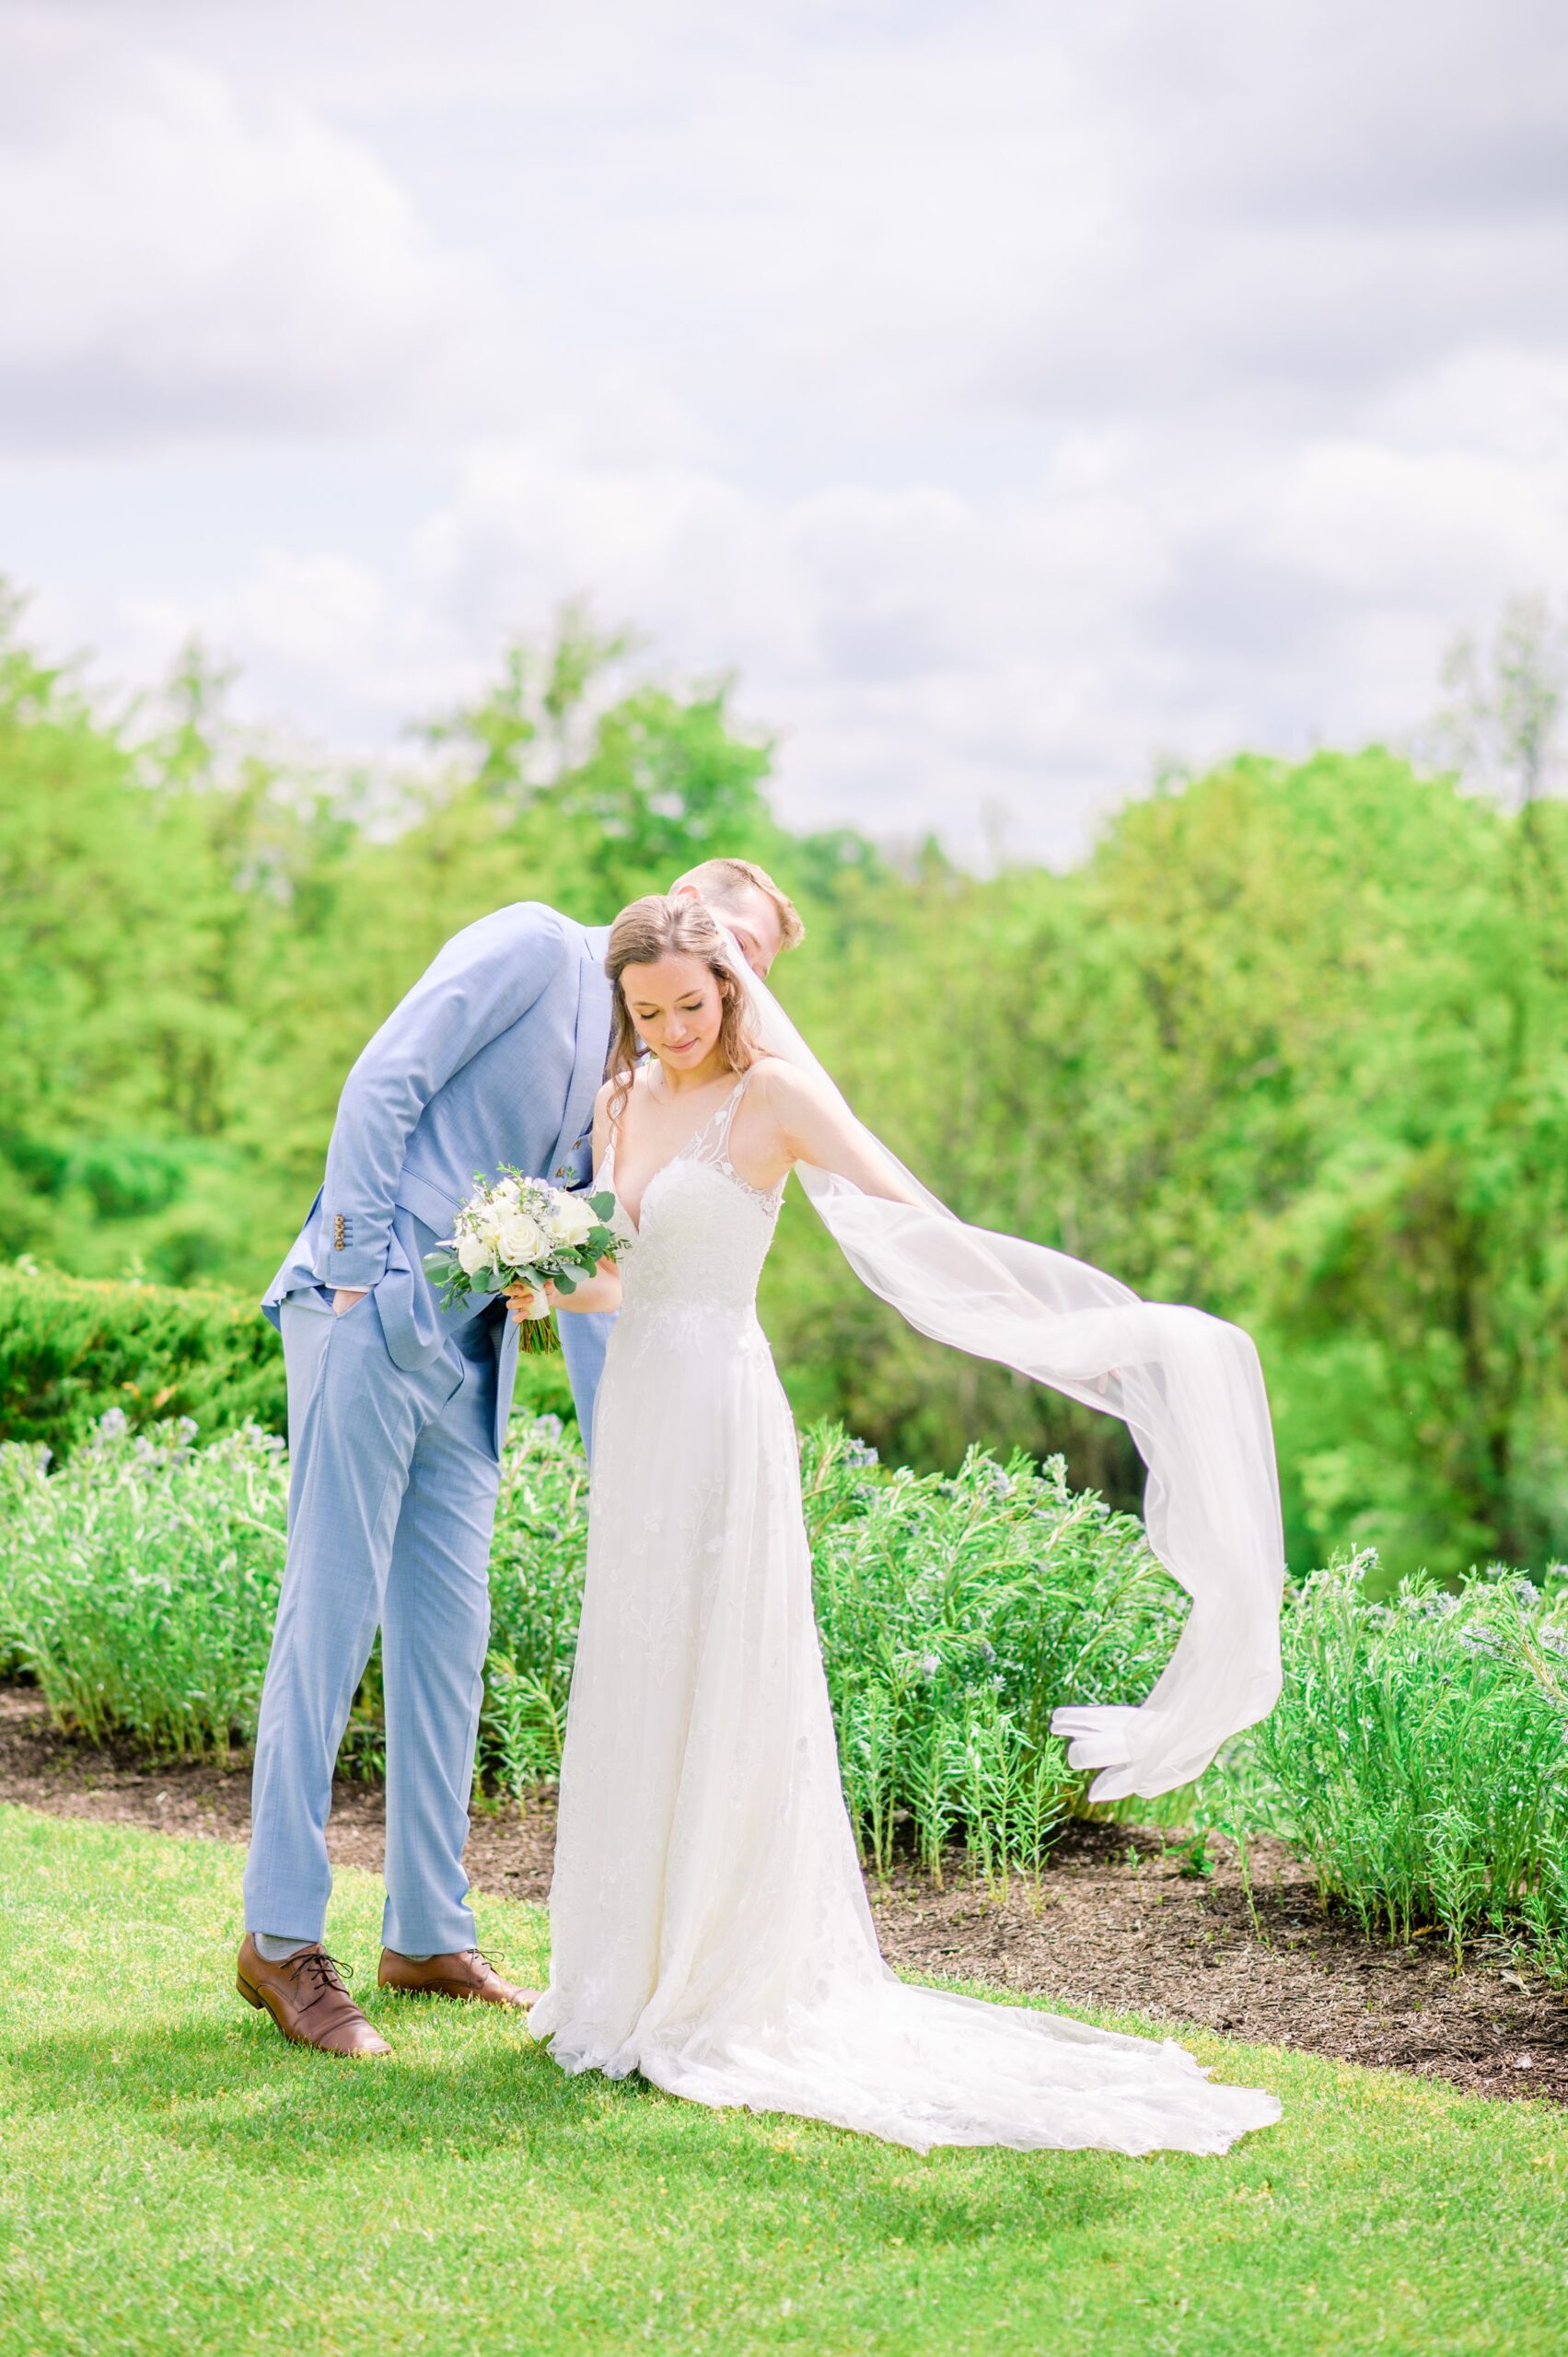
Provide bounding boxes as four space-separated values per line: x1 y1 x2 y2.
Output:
244 903 613 1954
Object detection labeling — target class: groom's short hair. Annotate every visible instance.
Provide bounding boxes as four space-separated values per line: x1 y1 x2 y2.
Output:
676 857 806 952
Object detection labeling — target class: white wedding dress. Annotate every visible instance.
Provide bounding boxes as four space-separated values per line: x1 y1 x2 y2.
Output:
528 1073 1280 2155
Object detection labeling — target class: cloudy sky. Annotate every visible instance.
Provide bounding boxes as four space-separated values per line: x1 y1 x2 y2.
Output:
3 1 1565 861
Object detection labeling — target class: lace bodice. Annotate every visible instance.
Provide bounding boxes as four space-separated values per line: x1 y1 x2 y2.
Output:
601 1069 786 1323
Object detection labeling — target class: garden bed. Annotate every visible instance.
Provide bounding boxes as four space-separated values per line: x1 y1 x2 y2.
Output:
6 1681 1562 2108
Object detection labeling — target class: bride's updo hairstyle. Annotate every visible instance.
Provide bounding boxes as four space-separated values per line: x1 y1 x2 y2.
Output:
605 894 760 1126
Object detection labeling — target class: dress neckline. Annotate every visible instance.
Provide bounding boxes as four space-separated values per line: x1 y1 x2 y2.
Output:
609 1068 749 1237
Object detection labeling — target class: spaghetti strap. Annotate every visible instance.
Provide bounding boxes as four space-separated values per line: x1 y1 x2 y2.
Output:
712 1068 751 1155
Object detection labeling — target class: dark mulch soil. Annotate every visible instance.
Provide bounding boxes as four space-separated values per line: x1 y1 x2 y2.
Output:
5 1683 1563 2107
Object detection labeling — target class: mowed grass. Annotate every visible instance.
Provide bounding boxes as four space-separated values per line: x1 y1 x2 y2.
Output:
0 1807 1563 2357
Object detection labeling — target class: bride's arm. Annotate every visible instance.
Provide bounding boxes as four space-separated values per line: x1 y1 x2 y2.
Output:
754 1061 926 1204
535 1258 621 1317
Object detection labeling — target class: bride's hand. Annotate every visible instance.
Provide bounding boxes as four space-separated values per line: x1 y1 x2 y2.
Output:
504 1280 552 1323
524 1259 623 1318
506 1276 603 1320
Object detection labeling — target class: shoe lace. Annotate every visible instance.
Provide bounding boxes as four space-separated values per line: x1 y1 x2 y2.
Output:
285 1947 353 2010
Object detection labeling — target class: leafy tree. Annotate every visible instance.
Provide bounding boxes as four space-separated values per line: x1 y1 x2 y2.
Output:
1438 589 1568 809
764 749 1568 1583
5 581 1568 1586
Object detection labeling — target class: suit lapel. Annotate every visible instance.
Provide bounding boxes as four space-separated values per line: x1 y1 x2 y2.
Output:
500 927 611 1457
547 929 612 1186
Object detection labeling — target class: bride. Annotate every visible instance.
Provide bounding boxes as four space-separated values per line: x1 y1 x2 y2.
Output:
518 891 1283 2155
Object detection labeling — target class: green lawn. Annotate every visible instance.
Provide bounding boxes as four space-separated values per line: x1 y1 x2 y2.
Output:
0 1805 1562 2357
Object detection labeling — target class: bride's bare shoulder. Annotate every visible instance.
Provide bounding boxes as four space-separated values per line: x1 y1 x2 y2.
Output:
743 1053 796 1101
597 1064 647 1110
743 1055 838 1132
747 1054 821 1097
592 1066 641 1144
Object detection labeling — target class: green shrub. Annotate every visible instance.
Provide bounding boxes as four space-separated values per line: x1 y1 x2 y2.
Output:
1229 1558 1568 1969
0 1262 287 1453
0 1413 287 1753
6 1404 1566 1982
0 1409 1173 1880
800 1426 1187 1885
0 1260 577 1459
477 1419 1192 1887
480 1413 592 1790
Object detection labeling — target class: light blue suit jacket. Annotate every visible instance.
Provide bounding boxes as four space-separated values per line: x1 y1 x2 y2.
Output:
262 902 614 1456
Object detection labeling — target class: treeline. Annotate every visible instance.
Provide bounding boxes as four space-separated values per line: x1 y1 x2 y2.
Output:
0 595 875 1293
4 587 1567 1583
772 752 1568 1588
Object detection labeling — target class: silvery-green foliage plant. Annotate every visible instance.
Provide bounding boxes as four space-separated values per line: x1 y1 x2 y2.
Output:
478 1413 592 1791
478 1418 1188 1878
0 1411 288 1759
8 1407 1568 1981
800 1424 1189 1880
0 1407 1198 1881
1237 1556 1568 1964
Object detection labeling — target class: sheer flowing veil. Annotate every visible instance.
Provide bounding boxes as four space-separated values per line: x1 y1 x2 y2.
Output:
722 934 1286 1803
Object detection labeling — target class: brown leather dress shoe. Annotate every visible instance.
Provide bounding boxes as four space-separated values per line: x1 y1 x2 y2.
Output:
378 1946 539 2008
237 1935 392 2058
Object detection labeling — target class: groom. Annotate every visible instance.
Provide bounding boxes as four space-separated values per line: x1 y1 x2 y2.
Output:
238 858 800 2057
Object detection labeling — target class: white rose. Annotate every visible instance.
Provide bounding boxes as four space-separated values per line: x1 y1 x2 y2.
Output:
496 1208 548 1267
456 1227 491 1276
549 1194 597 1247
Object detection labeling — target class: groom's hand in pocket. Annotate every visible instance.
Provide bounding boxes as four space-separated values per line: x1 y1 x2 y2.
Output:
332 1288 367 1317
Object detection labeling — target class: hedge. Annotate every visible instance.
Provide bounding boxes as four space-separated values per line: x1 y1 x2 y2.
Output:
0 1262 575 1457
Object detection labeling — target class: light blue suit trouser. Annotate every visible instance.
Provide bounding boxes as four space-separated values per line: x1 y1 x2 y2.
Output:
242 1272 504 1956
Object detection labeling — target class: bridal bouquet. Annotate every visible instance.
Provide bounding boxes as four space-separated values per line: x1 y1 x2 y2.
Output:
423 1171 621 1353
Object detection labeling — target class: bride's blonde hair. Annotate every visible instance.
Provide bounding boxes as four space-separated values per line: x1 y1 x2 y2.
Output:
605 895 760 1127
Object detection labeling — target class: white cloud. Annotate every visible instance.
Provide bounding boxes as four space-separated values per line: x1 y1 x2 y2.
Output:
1260 442 1567 606
3 0 1566 858
0 32 499 445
